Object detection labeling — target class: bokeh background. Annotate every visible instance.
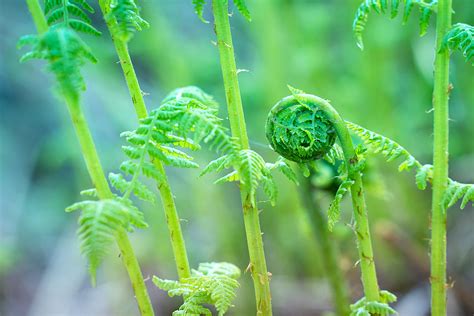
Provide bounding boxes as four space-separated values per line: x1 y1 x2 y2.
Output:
1 0 473 315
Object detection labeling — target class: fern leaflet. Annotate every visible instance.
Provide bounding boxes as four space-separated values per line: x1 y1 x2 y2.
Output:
328 179 355 231
350 290 397 316
153 262 241 316
44 0 101 36
192 0 251 22
442 23 474 64
442 180 474 210
106 0 149 42
66 197 147 284
353 0 438 49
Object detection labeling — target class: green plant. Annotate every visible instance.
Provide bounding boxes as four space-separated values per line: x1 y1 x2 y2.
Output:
265 87 397 315
352 0 473 313
19 1 154 314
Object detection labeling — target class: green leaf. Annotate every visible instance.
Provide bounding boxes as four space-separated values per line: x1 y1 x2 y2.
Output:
328 179 354 231
106 0 150 42
415 164 432 190
442 23 474 65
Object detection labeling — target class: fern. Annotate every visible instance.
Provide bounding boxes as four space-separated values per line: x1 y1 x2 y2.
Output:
192 0 251 22
347 121 474 211
350 290 397 316
153 262 241 316
44 0 101 36
66 197 147 284
328 179 355 231
18 27 97 99
441 23 474 64
353 0 438 49
106 0 149 42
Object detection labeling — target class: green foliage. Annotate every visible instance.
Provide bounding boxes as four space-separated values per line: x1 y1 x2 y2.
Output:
192 0 251 22
265 86 337 163
328 179 355 231
353 0 438 49
106 0 149 42
442 180 474 210
350 290 397 316
44 0 101 36
18 27 97 99
66 198 147 284
442 23 474 64
153 262 241 316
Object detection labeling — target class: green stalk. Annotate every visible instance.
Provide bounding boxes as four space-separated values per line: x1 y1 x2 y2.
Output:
25 2 154 314
431 0 452 314
300 175 350 316
97 0 191 280
294 94 381 302
212 0 272 314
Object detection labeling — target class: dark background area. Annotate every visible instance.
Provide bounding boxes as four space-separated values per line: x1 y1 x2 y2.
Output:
0 0 473 315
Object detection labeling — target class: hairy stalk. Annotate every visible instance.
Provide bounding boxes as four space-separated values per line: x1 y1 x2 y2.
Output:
431 0 452 314
211 0 272 314
300 175 350 316
97 0 191 280
25 2 154 314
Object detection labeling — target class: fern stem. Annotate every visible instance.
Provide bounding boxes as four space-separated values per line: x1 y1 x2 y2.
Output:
64 95 154 316
294 94 381 302
431 0 452 314
98 0 192 280
300 176 351 316
26 0 48 34
212 0 272 314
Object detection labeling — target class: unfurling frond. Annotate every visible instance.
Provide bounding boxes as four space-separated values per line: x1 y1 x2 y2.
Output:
154 262 241 316
106 0 149 42
353 0 438 49
44 0 101 36
18 27 97 99
328 179 355 231
442 180 474 211
66 198 147 284
442 23 474 64
350 290 397 316
192 0 251 22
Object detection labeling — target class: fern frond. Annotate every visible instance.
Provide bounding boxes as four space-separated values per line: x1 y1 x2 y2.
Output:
328 179 355 231
350 290 397 316
109 172 155 202
44 0 101 36
19 27 97 99
442 23 474 64
66 198 147 284
353 0 438 49
154 262 240 316
106 0 149 42
191 0 251 22
442 180 474 210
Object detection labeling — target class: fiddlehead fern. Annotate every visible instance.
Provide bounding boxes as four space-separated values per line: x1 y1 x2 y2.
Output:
193 0 251 22
105 0 149 42
154 262 241 316
265 87 396 313
353 0 438 49
441 23 474 64
44 0 101 36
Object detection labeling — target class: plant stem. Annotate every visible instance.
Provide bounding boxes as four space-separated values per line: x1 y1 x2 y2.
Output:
64 94 154 316
26 0 48 34
212 0 272 314
300 175 350 316
294 94 381 302
98 0 191 280
431 0 451 314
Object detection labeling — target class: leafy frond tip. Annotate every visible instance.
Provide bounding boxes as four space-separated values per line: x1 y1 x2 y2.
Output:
106 0 149 42
442 23 474 65
44 0 101 36
153 262 241 316
328 179 355 231
350 290 397 316
192 0 251 22
442 180 474 211
66 198 147 285
18 28 97 99
353 0 438 49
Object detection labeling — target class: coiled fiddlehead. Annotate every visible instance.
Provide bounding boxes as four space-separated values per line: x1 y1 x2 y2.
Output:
266 87 396 314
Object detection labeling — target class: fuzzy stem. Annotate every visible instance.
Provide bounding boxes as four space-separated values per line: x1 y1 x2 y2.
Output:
98 0 191 280
431 0 451 314
64 94 154 316
300 176 351 316
212 0 272 314
295 94 381 302
26 0 48 34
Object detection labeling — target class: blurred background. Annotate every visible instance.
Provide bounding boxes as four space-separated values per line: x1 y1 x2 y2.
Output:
1 0 473 315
